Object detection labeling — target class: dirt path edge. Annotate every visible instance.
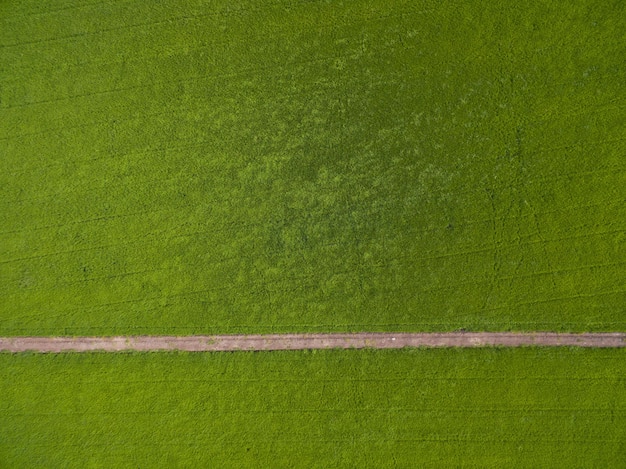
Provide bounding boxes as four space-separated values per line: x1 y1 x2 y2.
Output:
0 332 624 352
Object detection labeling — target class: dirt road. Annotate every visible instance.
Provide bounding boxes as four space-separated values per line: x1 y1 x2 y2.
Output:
0 332 624 352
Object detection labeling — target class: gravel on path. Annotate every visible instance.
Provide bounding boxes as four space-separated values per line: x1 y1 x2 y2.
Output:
0 332 624 352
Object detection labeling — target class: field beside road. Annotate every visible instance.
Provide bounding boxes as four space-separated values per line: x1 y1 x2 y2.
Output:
1 348 625 467
2 1 625 466
1 0 625 336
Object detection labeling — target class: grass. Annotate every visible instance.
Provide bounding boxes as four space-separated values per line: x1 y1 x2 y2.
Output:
1 347 625 467
1 4 624 466
1 2 625 336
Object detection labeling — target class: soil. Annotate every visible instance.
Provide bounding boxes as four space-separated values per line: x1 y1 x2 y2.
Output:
0 332 624 353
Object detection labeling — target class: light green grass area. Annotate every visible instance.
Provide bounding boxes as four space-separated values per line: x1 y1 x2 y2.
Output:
1 348 625 467
1 0 625 335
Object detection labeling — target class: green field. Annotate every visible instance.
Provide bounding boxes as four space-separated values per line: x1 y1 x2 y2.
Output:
1 0 624 335
2 2 625 467
1 348 624 467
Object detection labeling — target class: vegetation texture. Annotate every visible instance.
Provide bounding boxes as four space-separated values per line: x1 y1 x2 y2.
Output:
0 348 624 467
1 0 625 335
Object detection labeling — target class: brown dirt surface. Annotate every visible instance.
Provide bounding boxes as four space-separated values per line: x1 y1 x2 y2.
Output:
0 332 624 353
